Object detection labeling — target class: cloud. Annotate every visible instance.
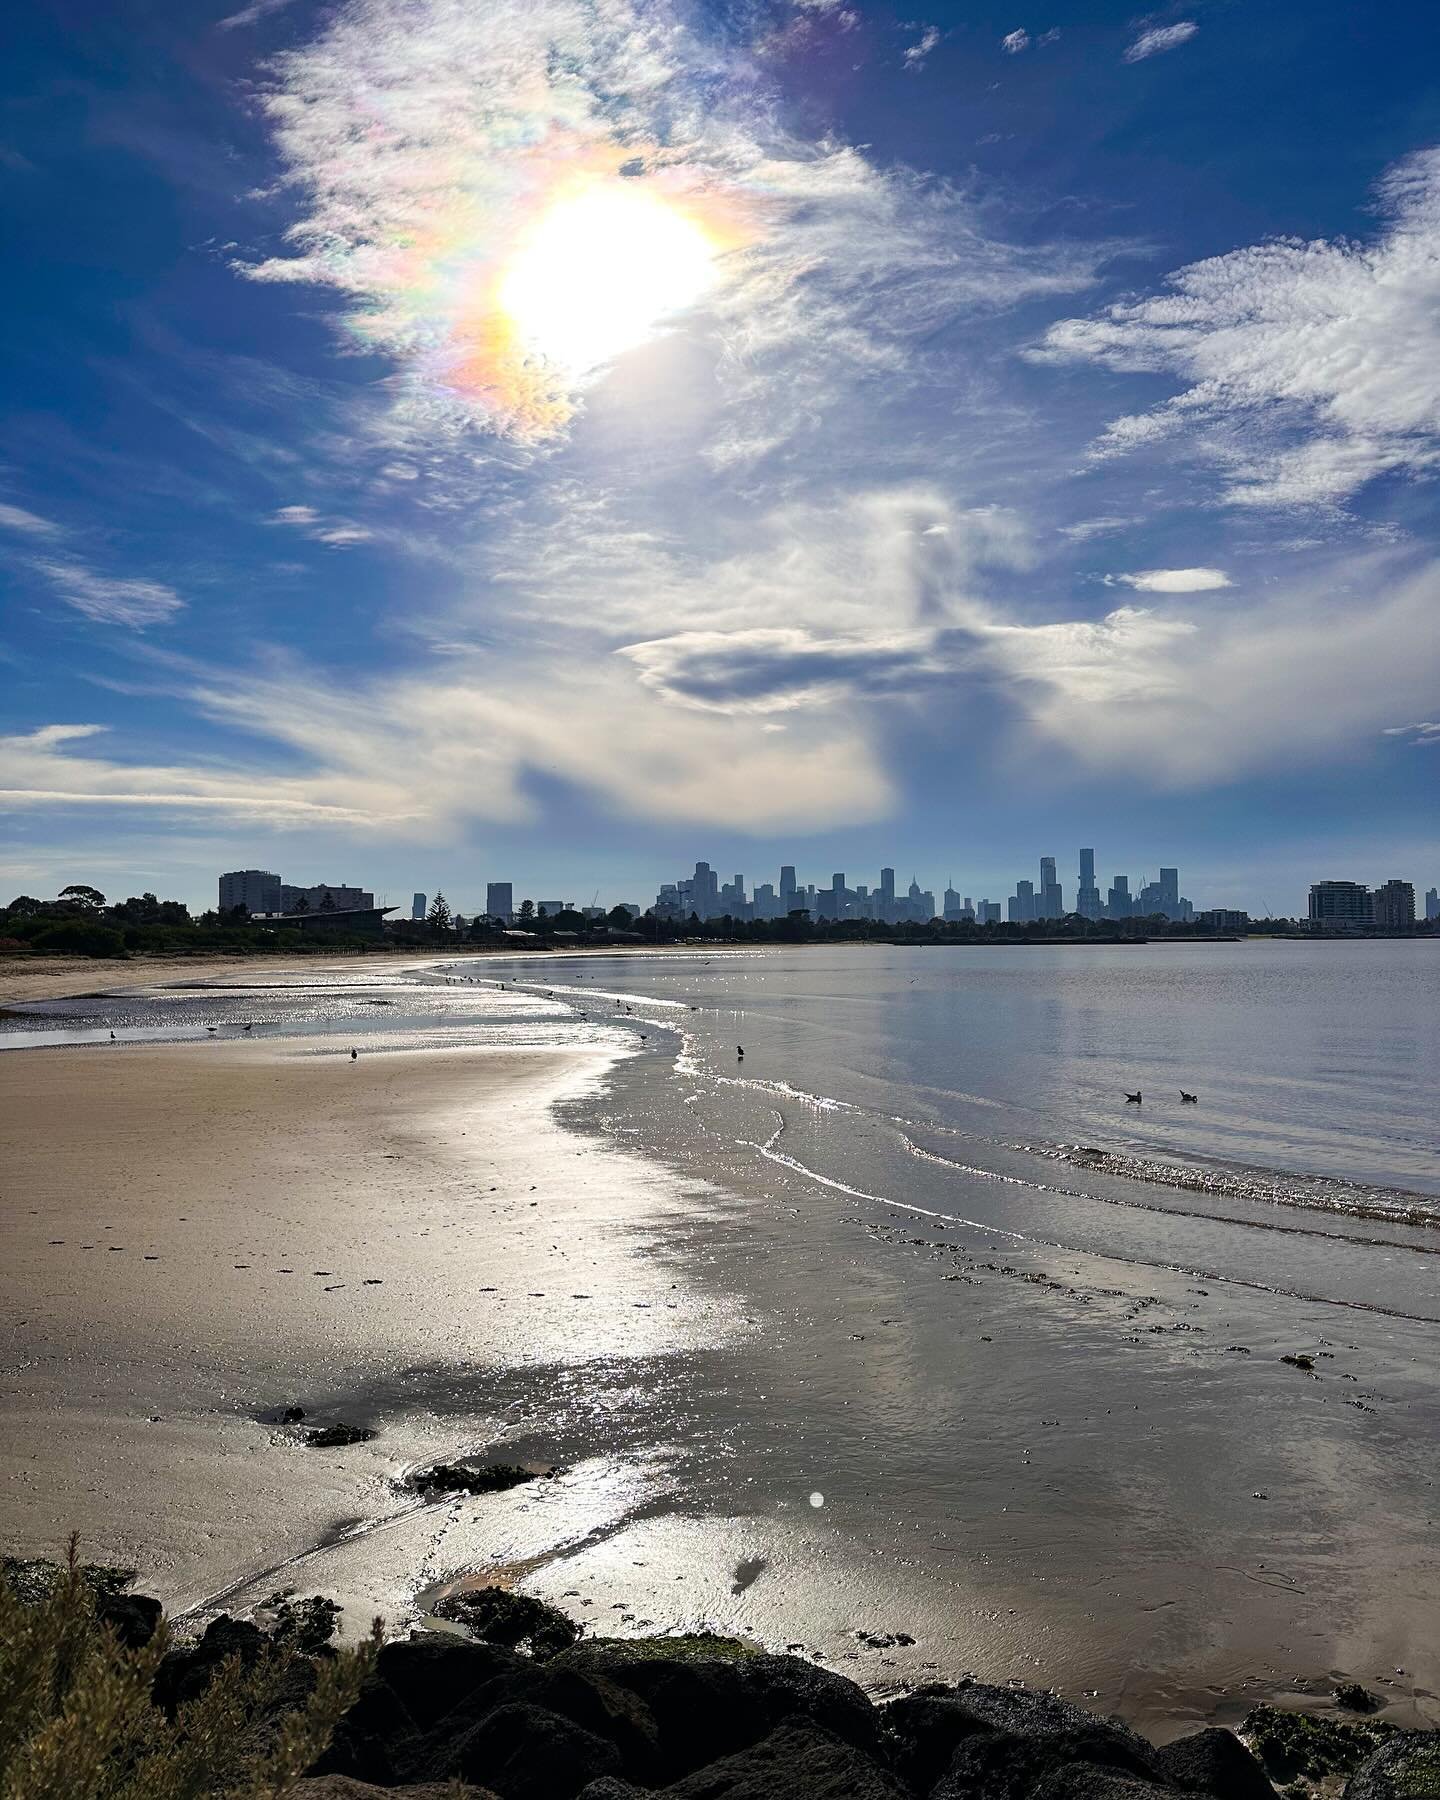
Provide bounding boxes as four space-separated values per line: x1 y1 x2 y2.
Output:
240 0 1109 457
1033 147 1440 506
1123 21 1198 62
904 25 940 69
619 627 944 712
1382 720 1440 746
34 560 185 628
1108 567 1232 592
1000 29 1031 53
216 0 301 28
269 504 374 546
0 503 61 537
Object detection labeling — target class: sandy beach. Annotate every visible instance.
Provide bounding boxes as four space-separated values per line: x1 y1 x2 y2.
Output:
0 1035 742 1621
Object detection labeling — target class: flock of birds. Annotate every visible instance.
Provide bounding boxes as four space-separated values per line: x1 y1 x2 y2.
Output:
1126 1089 1198 1104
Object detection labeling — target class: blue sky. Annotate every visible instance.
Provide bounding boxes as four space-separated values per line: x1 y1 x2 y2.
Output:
2 0 1437 915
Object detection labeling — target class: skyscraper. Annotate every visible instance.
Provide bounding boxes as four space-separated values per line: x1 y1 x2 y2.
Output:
486 881 513 922
1427 887 1439 922
1076 848 1103 920
1106 875 1131 919
218 869 281 914
411 892 427 921
779 865 797 910
1038 856 1063 919
1371 880 1415 930
1009 879 1036 923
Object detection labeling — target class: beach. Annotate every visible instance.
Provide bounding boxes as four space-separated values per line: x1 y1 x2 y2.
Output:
3 943 1438 1743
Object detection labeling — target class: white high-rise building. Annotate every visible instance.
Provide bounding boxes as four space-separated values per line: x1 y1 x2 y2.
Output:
218 869 281 914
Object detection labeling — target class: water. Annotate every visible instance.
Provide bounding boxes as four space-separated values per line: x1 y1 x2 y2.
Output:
6 940 1439 1724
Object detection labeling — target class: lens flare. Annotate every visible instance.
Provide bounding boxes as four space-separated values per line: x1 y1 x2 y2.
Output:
497 180 719 374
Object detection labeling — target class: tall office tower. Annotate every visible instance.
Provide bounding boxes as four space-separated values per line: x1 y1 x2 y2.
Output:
753 882 777 919
1371 880 1415 930
1076 848 1103 920
218 869 282 914
779 865 797 908
979 900 1001 924
1009 878 1036 923
1107 875 1131 918
1159 867 1180 913
411 892 426 921
943 882 963 920
1427 887 1440 922
877 866 896 922
692 861 720 917
1038 855 1063 919
486 881 513 922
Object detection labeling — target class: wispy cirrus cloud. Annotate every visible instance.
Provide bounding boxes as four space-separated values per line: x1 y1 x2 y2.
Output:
1034 148 1440 507
1123 20 1198 62
0 502 61 537
904 25 940 69
33 561 184 628
240 0 1110 462
1001 28 1030 54
1382 720 1440 746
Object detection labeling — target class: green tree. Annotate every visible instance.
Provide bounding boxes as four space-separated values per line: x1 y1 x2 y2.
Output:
59 884 107 910
294 895 310 913
606 905 634 929
517 899 535 922
427 892 453 932
320 891 336 911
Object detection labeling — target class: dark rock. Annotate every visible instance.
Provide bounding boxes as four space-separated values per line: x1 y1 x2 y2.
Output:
280 1406 307 1424
1280 1355 1315 1371
295 1780 497 1798
375 1634 532 1730
97 1589 163 1648
152 1615 267 1715
1153 1728 1277 1799
888 1682 1161 1799
576 1783 645 1799
1242 1705 1396 1784
410 1461 545 1496
443 1699 622 1799
305 1423 375 1448
434 1585 579 1658
554 1639 876 1780
1336 1685 1383 1714
659 1721 908 1798
1030 1770 1188 1800
1344 1731 1440 1800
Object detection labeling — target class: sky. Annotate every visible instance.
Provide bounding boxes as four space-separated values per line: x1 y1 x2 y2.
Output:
2 0 1438 917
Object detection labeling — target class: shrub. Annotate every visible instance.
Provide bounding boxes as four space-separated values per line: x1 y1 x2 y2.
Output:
0 1538 378 1799
27 921 128 959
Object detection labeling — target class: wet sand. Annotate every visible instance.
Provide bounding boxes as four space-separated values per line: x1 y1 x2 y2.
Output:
0 1038 741 1614
0 949 502 1008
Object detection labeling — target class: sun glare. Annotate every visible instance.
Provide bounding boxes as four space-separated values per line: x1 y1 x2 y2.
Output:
497 181 718 374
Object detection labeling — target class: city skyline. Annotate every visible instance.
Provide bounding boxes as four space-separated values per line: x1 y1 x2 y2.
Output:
3 0 1439 911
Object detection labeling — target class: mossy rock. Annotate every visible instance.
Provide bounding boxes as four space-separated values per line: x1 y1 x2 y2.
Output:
1345 1733 1440 1800
560 1633 761 1666
1243 1704 1397 1782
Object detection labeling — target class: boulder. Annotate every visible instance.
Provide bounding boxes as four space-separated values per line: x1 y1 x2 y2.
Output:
553 1639 876 1780
305 1423 375 1448
1344 1732 1440 1800
152 1615 266 1715
658 1721 908 1798
97 1589 163 1648
1030 1771 1188 1800
295 1781 496 1798
576 1784 645 1799
410 1462 543 1496
1242 1704 1395 1784
1153 1728 1276 1799
434 1585 579 1658
442 1699 623 1799
887 1682 1160 1798
374 1635 534 1730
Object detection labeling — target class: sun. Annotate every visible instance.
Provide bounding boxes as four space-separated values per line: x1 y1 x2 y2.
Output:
497 180 719 375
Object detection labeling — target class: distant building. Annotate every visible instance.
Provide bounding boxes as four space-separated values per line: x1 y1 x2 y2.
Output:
276 904 394 937
537 901 571 918
411 892 427 921
1427 887 1440 922
1038 855 1063 919
1371 880 1415 931
1075 848 1103 920
1008 878 1036 923
1106 875 1132 919
486 881 513 923
979 900 1001 924
280 883 373 912
1197 908 1249 932
218 869 281 914
1309 881 1372 926
942 882 964 920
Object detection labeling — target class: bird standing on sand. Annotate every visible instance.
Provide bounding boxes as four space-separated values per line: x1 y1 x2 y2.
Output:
350 1049 358 1061
109 1030 115 1040
737 1045 745 1060
1124 1090 1141 1103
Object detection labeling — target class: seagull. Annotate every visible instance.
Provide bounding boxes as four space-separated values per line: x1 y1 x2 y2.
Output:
1124 1090 1141 1104
1180 1090 1198 1104
737 1045 745 1060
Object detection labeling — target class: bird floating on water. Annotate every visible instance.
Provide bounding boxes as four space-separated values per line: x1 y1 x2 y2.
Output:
1180 1090 1198 1103
1124 1090 1141 1104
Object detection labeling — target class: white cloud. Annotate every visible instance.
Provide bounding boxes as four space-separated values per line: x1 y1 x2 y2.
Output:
1382 720 1440 746
1001 28 1030 53
1108 567 1232 592
240 0 1108 463
1034 147 1440 507
1123 21 1198 62
0 503 61 537
269 504 374 546
271 505 319 525
34 560 185 628
904 25 940 68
